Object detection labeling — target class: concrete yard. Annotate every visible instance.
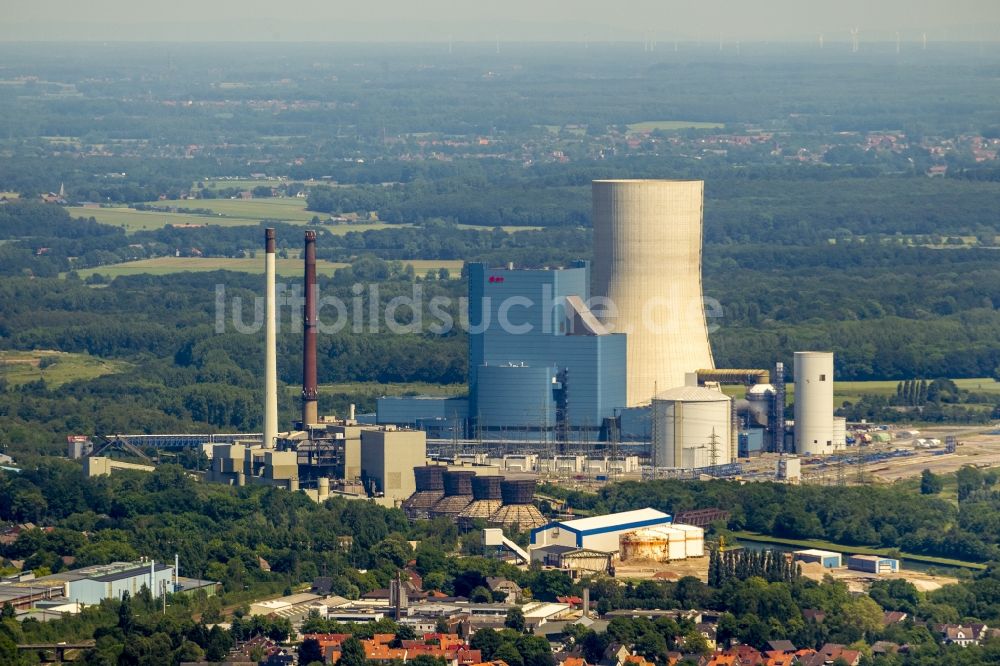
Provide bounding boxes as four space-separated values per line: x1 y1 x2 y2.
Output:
796 561 959 593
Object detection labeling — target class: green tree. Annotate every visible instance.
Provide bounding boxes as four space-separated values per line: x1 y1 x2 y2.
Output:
471 628 502 660
505 607 526 632
340 636 367 666
634 632 669 662
957 465 985 501
494 643 524 666
300 637 325 665
920 469 943 495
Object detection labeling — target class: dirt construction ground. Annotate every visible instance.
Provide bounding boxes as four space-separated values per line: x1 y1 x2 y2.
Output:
868 426 1000 482
797 560 959 593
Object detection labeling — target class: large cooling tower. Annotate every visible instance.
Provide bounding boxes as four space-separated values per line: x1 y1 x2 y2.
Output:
793 351 835 455
591 180 714 406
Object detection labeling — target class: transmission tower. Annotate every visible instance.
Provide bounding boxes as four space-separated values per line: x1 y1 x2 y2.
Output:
708 427 721 473
856 451 866 485
836 456 846 487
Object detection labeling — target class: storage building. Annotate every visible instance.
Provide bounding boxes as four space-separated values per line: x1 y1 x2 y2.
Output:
529 508 671 553
847 555 899 574
793 549 842 569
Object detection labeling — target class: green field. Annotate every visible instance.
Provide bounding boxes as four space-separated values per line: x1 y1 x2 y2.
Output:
0 350 129 388
720 378 1000 406
145 197 321 221
71 256 464 279
68 199 398 234
199 178 326 191
627 120 725 132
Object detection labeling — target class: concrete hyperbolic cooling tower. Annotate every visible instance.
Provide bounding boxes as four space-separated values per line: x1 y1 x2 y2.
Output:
591 180 715 406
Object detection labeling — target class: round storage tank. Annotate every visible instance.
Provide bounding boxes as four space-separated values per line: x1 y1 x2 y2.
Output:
671 524 705 558
620 528 671 562
652 386 733 469
794 352 834 455
620 526 687 562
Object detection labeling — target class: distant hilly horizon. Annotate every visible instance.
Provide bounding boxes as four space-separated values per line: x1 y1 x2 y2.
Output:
0 18 997 44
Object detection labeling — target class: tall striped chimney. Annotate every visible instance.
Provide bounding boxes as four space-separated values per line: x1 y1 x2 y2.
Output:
263 228 278 449
302 230 319 426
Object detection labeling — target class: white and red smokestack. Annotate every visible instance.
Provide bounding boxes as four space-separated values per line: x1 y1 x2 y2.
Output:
263 228 278 449
302 230 318 426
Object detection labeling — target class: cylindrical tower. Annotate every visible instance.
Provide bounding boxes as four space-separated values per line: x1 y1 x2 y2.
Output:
457 475 503 530
591 180 714 406
430 470 474 518
302 231 318 426
263 228 278 449
489 479 546 532
402 466 446 520
651 386 732 470
794 351 834 455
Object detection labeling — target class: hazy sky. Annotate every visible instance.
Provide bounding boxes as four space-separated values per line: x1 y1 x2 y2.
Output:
4 0 999 42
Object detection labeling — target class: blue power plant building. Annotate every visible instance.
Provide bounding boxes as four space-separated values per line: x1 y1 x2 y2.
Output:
377 262 628 441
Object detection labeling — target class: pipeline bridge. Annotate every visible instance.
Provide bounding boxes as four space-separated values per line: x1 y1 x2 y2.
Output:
93 433 261 450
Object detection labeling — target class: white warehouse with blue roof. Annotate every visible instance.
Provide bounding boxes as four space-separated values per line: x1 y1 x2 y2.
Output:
530 508 673 553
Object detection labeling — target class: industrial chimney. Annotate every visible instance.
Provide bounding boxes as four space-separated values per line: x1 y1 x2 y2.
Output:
263 228 278 449
302 230 319 426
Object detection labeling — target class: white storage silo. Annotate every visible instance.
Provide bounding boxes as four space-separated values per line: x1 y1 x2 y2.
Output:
619 526 688 561
794 352 835 455
664 527 687 560
833 417 847 450
672 523 705 558
652 386 733 469
591 180 715 406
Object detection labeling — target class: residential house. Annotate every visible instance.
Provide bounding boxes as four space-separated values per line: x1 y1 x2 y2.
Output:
601 643 630 666
764 641 795 654
942 625 979 647
485 577 521 603
882 611 907 626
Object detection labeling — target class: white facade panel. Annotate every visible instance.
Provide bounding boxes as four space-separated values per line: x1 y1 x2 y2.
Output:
591 180 715 406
